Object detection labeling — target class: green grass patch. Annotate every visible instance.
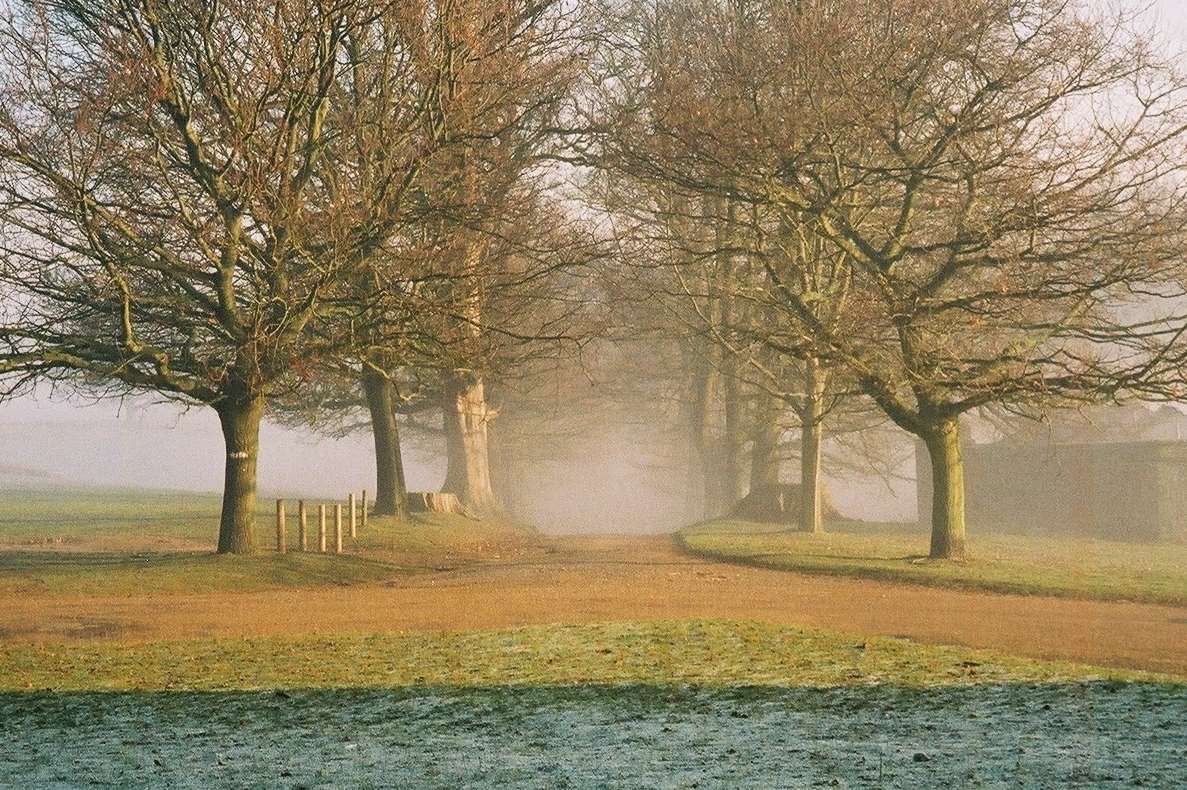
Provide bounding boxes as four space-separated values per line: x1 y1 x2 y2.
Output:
679 519 1187 606
0 620 1172 692
0 487 536 596
352 511 537 558
0 487 245 550
0 551 405 597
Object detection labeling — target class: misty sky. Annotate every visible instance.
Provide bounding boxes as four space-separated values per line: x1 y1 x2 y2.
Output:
2 0 1185 528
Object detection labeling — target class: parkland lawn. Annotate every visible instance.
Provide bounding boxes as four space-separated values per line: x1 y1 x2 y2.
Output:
678 519 1187 607
1 620 1171 692
3 620 1184 788
2 488 1186 787
0 486 537 596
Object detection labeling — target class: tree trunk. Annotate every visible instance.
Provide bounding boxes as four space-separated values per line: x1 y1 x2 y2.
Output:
391 412 408 510
716 198 744 509
721 369 744 508
441 372 501 513
489 420 526 519
687 355 721 518
922 418 967 559
749 394 782 492
798 360 825 534
215 391 265 554
363 372 408 518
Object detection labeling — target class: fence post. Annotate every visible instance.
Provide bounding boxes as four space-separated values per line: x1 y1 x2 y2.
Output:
349 492 357 539
298 500 308 552
334 503 344 554
318 504 327 553
274 498 286 552
361 490 368 529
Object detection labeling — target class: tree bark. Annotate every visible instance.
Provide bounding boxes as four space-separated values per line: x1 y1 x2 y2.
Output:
692 358 724 516
798 359 825 534
407 491 467 515
215 390 265 554
720 368 744 508
716 198 744 509
749 394 782 492
922 418 967 559
363 372 408 518
441 372 501 513
488 420 526 519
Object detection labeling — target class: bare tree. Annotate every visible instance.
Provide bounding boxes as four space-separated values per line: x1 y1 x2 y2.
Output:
586 130 869 530
0 0 483 551
589 0 1187 557
581 0 879 530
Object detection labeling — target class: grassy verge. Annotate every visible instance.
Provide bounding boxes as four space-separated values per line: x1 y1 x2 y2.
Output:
678 519 1187 606
0 620 1172 691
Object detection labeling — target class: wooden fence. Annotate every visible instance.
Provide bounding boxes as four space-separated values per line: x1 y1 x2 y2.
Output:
273 491 368 554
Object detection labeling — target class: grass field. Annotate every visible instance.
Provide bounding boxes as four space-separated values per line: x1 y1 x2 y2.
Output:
2 621 1184 788
3 488 1186 787
678 519 1187 606
0 488 240 550
0 487 537 596
2 620 1168 692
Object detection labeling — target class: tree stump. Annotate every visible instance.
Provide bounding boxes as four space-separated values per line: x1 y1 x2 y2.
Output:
406 492 475 518
731 483 840 525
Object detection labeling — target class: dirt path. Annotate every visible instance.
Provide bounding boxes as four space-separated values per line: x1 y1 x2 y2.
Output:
4 535 1185 675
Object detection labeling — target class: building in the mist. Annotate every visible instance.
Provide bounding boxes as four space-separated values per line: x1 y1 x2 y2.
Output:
916 405 1187 543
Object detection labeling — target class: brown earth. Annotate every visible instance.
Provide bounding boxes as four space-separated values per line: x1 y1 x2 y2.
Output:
3 534 1185 676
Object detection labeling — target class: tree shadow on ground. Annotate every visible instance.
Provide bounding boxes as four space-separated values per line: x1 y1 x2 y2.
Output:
0 550 211 569
0 549 406 598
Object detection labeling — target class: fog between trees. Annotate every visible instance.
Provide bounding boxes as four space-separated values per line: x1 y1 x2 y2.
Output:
3 0 1187 558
